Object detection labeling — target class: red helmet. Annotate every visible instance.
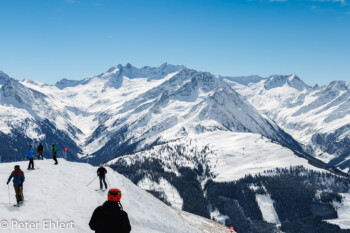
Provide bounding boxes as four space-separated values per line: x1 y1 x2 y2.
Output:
108 188 122 202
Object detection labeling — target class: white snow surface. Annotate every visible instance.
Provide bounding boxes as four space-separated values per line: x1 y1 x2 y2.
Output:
194 131 323 181
137 176 183 210
210 209 229 225
0 159 229 233
255 194 280 224
327 193 350 229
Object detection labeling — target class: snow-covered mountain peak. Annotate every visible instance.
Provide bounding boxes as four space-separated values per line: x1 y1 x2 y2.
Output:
312 84 321 90
22 79 48 87
1 76 47 108
115 63 186 80
54 63 185 90
264 74 309 91
327 80 350 91
0 70 11 85
105 66 120 74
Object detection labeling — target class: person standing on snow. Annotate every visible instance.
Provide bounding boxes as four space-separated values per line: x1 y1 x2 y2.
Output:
26 145 34 170
89 188 131 233
37 143 44 160
52 144 58 165
97 164 108 190
6 165 25 207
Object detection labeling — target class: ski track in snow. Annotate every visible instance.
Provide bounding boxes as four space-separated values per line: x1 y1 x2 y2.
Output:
0 159 229 233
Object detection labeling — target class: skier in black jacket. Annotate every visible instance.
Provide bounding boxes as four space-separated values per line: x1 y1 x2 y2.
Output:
97 164 108 190
89 188 131 233
37 143 44 160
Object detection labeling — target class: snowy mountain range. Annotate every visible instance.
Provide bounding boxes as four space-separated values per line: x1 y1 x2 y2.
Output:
1 64 303 163
223 74 350 172
1 64 350 232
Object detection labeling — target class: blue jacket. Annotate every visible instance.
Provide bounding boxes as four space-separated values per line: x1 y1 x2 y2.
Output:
26 148 34 159
7 170 25 187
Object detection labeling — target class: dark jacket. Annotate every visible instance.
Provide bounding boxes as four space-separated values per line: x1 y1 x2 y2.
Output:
7 169 25 187
38 144 43 152
89 201 131 233
97 167 107 177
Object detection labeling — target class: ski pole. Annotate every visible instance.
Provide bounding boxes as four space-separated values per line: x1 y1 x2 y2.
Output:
105 176 111 188
8 184 10 204
34 163 39 169
87 176 98 186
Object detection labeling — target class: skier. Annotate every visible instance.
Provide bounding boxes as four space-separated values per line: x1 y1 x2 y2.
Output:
89 188 131 233
6 165 25 207
97 164 108 190
52 144 58 165
26 145 34 170
37 142 44 160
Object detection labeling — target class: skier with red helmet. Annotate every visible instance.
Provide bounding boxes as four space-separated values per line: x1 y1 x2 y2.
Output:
89 188 131 233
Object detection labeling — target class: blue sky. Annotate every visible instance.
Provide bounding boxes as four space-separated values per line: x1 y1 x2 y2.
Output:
0 0 349 85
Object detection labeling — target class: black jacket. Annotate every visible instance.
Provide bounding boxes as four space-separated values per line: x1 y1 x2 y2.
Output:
89 201 131 233
97 167 107 177
37 144 43 152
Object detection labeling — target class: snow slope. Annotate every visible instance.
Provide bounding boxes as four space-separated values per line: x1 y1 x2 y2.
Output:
108 131 325 183
255 194 280 225
0 159 229 233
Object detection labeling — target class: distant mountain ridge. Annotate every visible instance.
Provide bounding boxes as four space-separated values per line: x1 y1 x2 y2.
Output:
0 64 349 169
1 64 350 232
223 74 350 173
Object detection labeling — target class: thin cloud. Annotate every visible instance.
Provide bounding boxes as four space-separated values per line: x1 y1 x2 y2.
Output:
311 0 347 5
269 0 288 2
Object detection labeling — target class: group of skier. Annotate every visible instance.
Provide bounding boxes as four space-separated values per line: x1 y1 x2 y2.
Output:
7 143 59 207
25 143 58 170
5 144 131 232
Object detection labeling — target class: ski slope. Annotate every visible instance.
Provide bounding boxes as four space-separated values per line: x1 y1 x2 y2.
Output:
0 159 229 233
109 131 326 183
